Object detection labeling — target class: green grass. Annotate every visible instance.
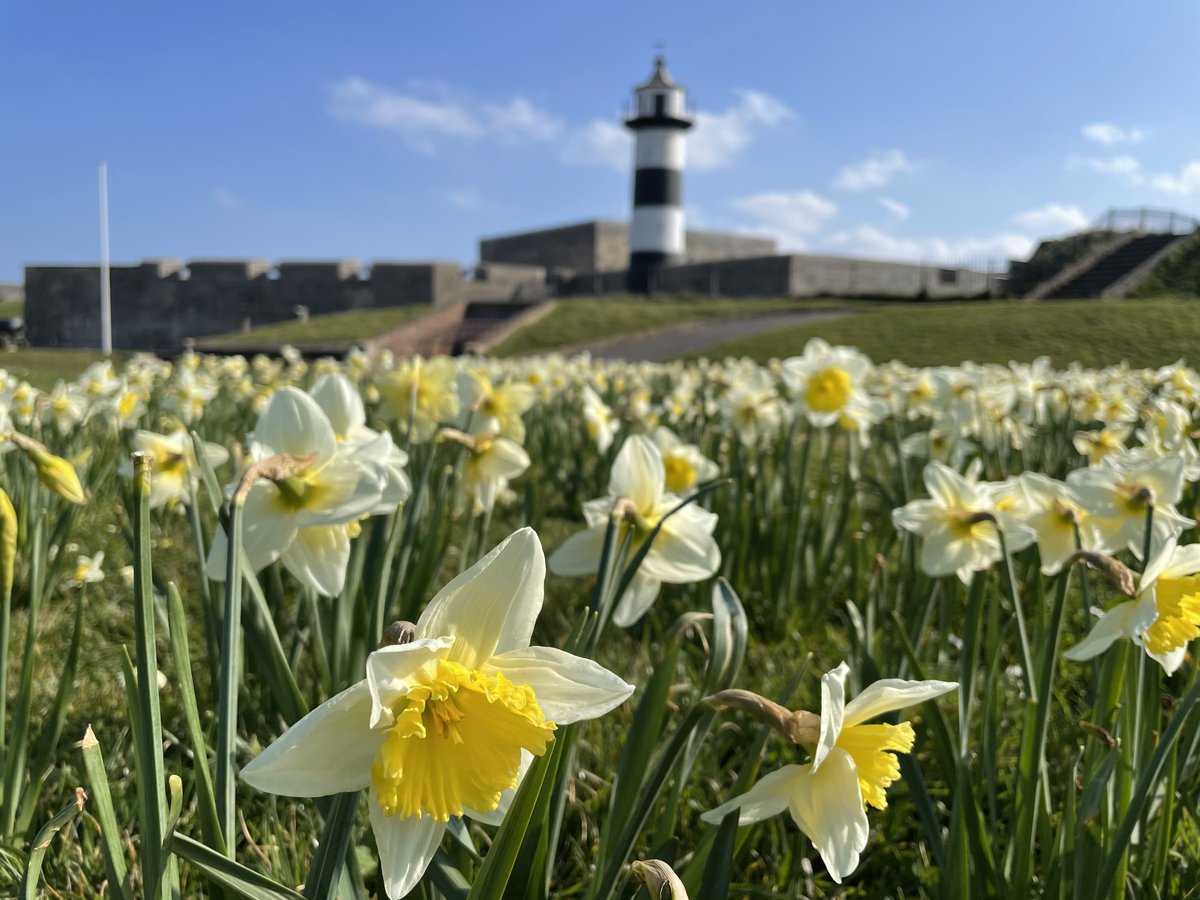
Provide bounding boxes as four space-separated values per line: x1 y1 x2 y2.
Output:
0 300 23 319
489 295 856 356
198 305 433 348
0 349 111 390
689 297 1200 368
1131 231 1200 298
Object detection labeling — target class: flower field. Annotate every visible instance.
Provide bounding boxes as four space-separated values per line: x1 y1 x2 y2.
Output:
4 340 1200 898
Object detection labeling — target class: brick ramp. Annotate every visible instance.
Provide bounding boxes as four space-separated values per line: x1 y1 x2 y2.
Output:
563 309 850 362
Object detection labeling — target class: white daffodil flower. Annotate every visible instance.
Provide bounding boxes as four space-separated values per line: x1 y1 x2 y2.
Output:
375 356 461 444
1012 472 1104 575
458 369 536 443
781 338 874 428
549 434 721 627
1064 537 1200 674
311 373 412 510
1067 453 1193 560
651 426 719 495
120 429 229 510
702 663 956 884
891 461 1037 584
205 387 390 596
583 384 619 453
240 528 634 899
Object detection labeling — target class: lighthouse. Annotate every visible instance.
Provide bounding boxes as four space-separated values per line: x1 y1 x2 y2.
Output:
625 56 693 293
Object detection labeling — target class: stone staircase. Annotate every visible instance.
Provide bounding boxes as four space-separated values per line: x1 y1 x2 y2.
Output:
1040 232 1183 299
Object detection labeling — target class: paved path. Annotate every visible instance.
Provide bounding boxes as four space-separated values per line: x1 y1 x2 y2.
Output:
569 309 851 362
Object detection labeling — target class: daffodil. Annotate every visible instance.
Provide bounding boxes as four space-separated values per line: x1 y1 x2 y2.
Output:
702 663 956 884
651 426 718 495
375 356 461 444
583 384 619 453
549 434 720 626
205 387 391 596
240 528 634 899
459 369 536 442
120 429 229 510
782 338 874 427
891 461 1036 584
1065 537 1200 674
1067 454 1193 560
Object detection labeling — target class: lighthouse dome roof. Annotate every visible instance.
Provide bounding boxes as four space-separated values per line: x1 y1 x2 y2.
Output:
636 56 681 92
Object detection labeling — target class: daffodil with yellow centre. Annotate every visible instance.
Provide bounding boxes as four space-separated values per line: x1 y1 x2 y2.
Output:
1066 537 1200 675
782 338 874 427
241 529 634 899
703 663 956 884
124 429 228 510
651 426 719 496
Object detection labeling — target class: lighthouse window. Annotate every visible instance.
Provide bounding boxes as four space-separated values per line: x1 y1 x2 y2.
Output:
655 94 665 116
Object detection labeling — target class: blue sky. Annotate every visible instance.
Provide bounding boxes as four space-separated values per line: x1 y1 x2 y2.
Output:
3 1 1200 282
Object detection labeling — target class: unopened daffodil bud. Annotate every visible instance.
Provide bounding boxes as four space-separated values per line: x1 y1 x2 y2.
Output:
0 488 15 597
9 432 88 505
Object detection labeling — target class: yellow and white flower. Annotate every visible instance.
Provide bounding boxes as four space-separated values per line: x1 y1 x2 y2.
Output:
240 528 634 899
549 434 720 626
703 663 956 884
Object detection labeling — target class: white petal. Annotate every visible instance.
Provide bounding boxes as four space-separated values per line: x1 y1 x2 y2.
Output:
612 572 662 627
640 533 720 584
548 526 607 577
812 663 849 772
241 681 378 796
366 638 456 729
923 461 972 508
414 527 544 669
842 678 958 728
609 435 664 513
700 764 806 826
1063 600 1141 662
368 788 446 899
311 373 366 437
204 484 295 581
253 387 337 464
787 749 869 884
1149 644 1188 676
292 453 386 528
485 646 634 724
281 525 351 597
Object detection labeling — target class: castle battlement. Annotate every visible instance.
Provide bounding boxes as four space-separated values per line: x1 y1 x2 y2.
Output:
24 258 466 352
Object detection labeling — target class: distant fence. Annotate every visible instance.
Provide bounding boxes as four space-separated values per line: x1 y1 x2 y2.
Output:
1093 208 1199 235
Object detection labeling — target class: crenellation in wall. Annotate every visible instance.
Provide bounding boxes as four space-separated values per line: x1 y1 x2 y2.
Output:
24 258 467 351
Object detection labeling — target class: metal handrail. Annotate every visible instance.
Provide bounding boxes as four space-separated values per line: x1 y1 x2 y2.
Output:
1092 207 1199 234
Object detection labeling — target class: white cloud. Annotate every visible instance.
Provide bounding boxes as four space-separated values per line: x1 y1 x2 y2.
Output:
326 76 559 154
825 224 1034 264
879 197 910 219
1082 122 1148 146
1012 203 1089 234
448 189 481 210
1149 161 1200 196
690 90 792 170
1066 154 1144 182
214 187 240 209
562 89 791 172
484 97 563 144
833 149 913 191
733 191 838 250
561 120 630 171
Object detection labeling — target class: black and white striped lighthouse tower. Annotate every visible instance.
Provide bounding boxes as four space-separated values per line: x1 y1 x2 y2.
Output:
625 56 693 293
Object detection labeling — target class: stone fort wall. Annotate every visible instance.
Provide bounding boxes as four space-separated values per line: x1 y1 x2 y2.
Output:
24 259 465 352
479 220 777 274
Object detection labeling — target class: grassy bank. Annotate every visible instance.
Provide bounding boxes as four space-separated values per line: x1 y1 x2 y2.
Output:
0 349 112 390
691 297 1200 368
198 305 432 348
489 295 854 356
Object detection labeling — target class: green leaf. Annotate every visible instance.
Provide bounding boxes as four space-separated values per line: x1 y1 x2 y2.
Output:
172 833 305 900
303 791 363 900
79 726 132 900
19 791 86 900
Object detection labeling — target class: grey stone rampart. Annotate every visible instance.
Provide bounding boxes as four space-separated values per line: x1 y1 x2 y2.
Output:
23 258 465 351
684 230 777 263
789 254 993 298
0 283 25 304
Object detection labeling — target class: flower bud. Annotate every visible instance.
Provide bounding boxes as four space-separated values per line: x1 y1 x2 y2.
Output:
9 431 88 505
0 488 16 597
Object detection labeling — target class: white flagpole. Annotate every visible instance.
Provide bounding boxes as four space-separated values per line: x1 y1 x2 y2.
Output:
99 161 112 355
